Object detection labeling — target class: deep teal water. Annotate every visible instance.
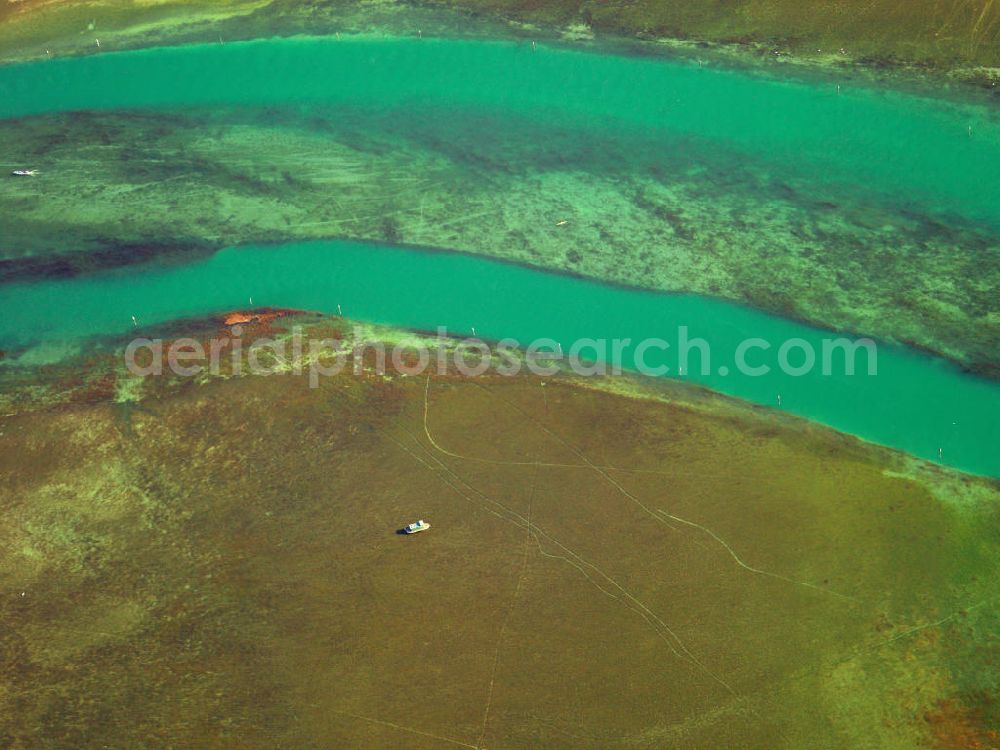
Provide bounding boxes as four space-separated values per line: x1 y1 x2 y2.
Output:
0 37 997 474
1 240 997 477
1 36 999 226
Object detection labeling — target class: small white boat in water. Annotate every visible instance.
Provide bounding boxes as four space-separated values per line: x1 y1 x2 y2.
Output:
402 519 431 534
11 169 39 176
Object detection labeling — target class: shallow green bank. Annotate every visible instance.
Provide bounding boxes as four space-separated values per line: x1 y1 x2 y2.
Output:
0 36 997 473
1 36 999 226
1 35 998 376
1 239 998 476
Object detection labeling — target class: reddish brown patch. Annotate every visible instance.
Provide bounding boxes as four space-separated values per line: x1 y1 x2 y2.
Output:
924 698 999 750
68 371 118 403
223 312 257 326
220 307 299 329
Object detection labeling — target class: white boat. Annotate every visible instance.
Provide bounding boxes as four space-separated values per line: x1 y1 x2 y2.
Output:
402 519 431 534
11 170 38 176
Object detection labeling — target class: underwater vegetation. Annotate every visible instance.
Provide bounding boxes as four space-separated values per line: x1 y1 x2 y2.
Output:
1 106 997 376
0 5 997 748
0 319 999 748
1 0 999 78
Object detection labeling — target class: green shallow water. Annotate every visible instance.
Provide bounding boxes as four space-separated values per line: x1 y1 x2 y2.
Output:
1 239 997 476
1 37 999 226
0 36 997 474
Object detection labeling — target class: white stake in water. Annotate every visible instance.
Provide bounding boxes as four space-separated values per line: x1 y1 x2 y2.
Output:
131 315 138 328
337 304 342 316
777 393 782 407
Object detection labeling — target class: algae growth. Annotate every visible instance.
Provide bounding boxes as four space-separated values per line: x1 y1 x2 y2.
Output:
1 0 998 77
0 5 997 748
0 318 998 748
1 105 997 376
